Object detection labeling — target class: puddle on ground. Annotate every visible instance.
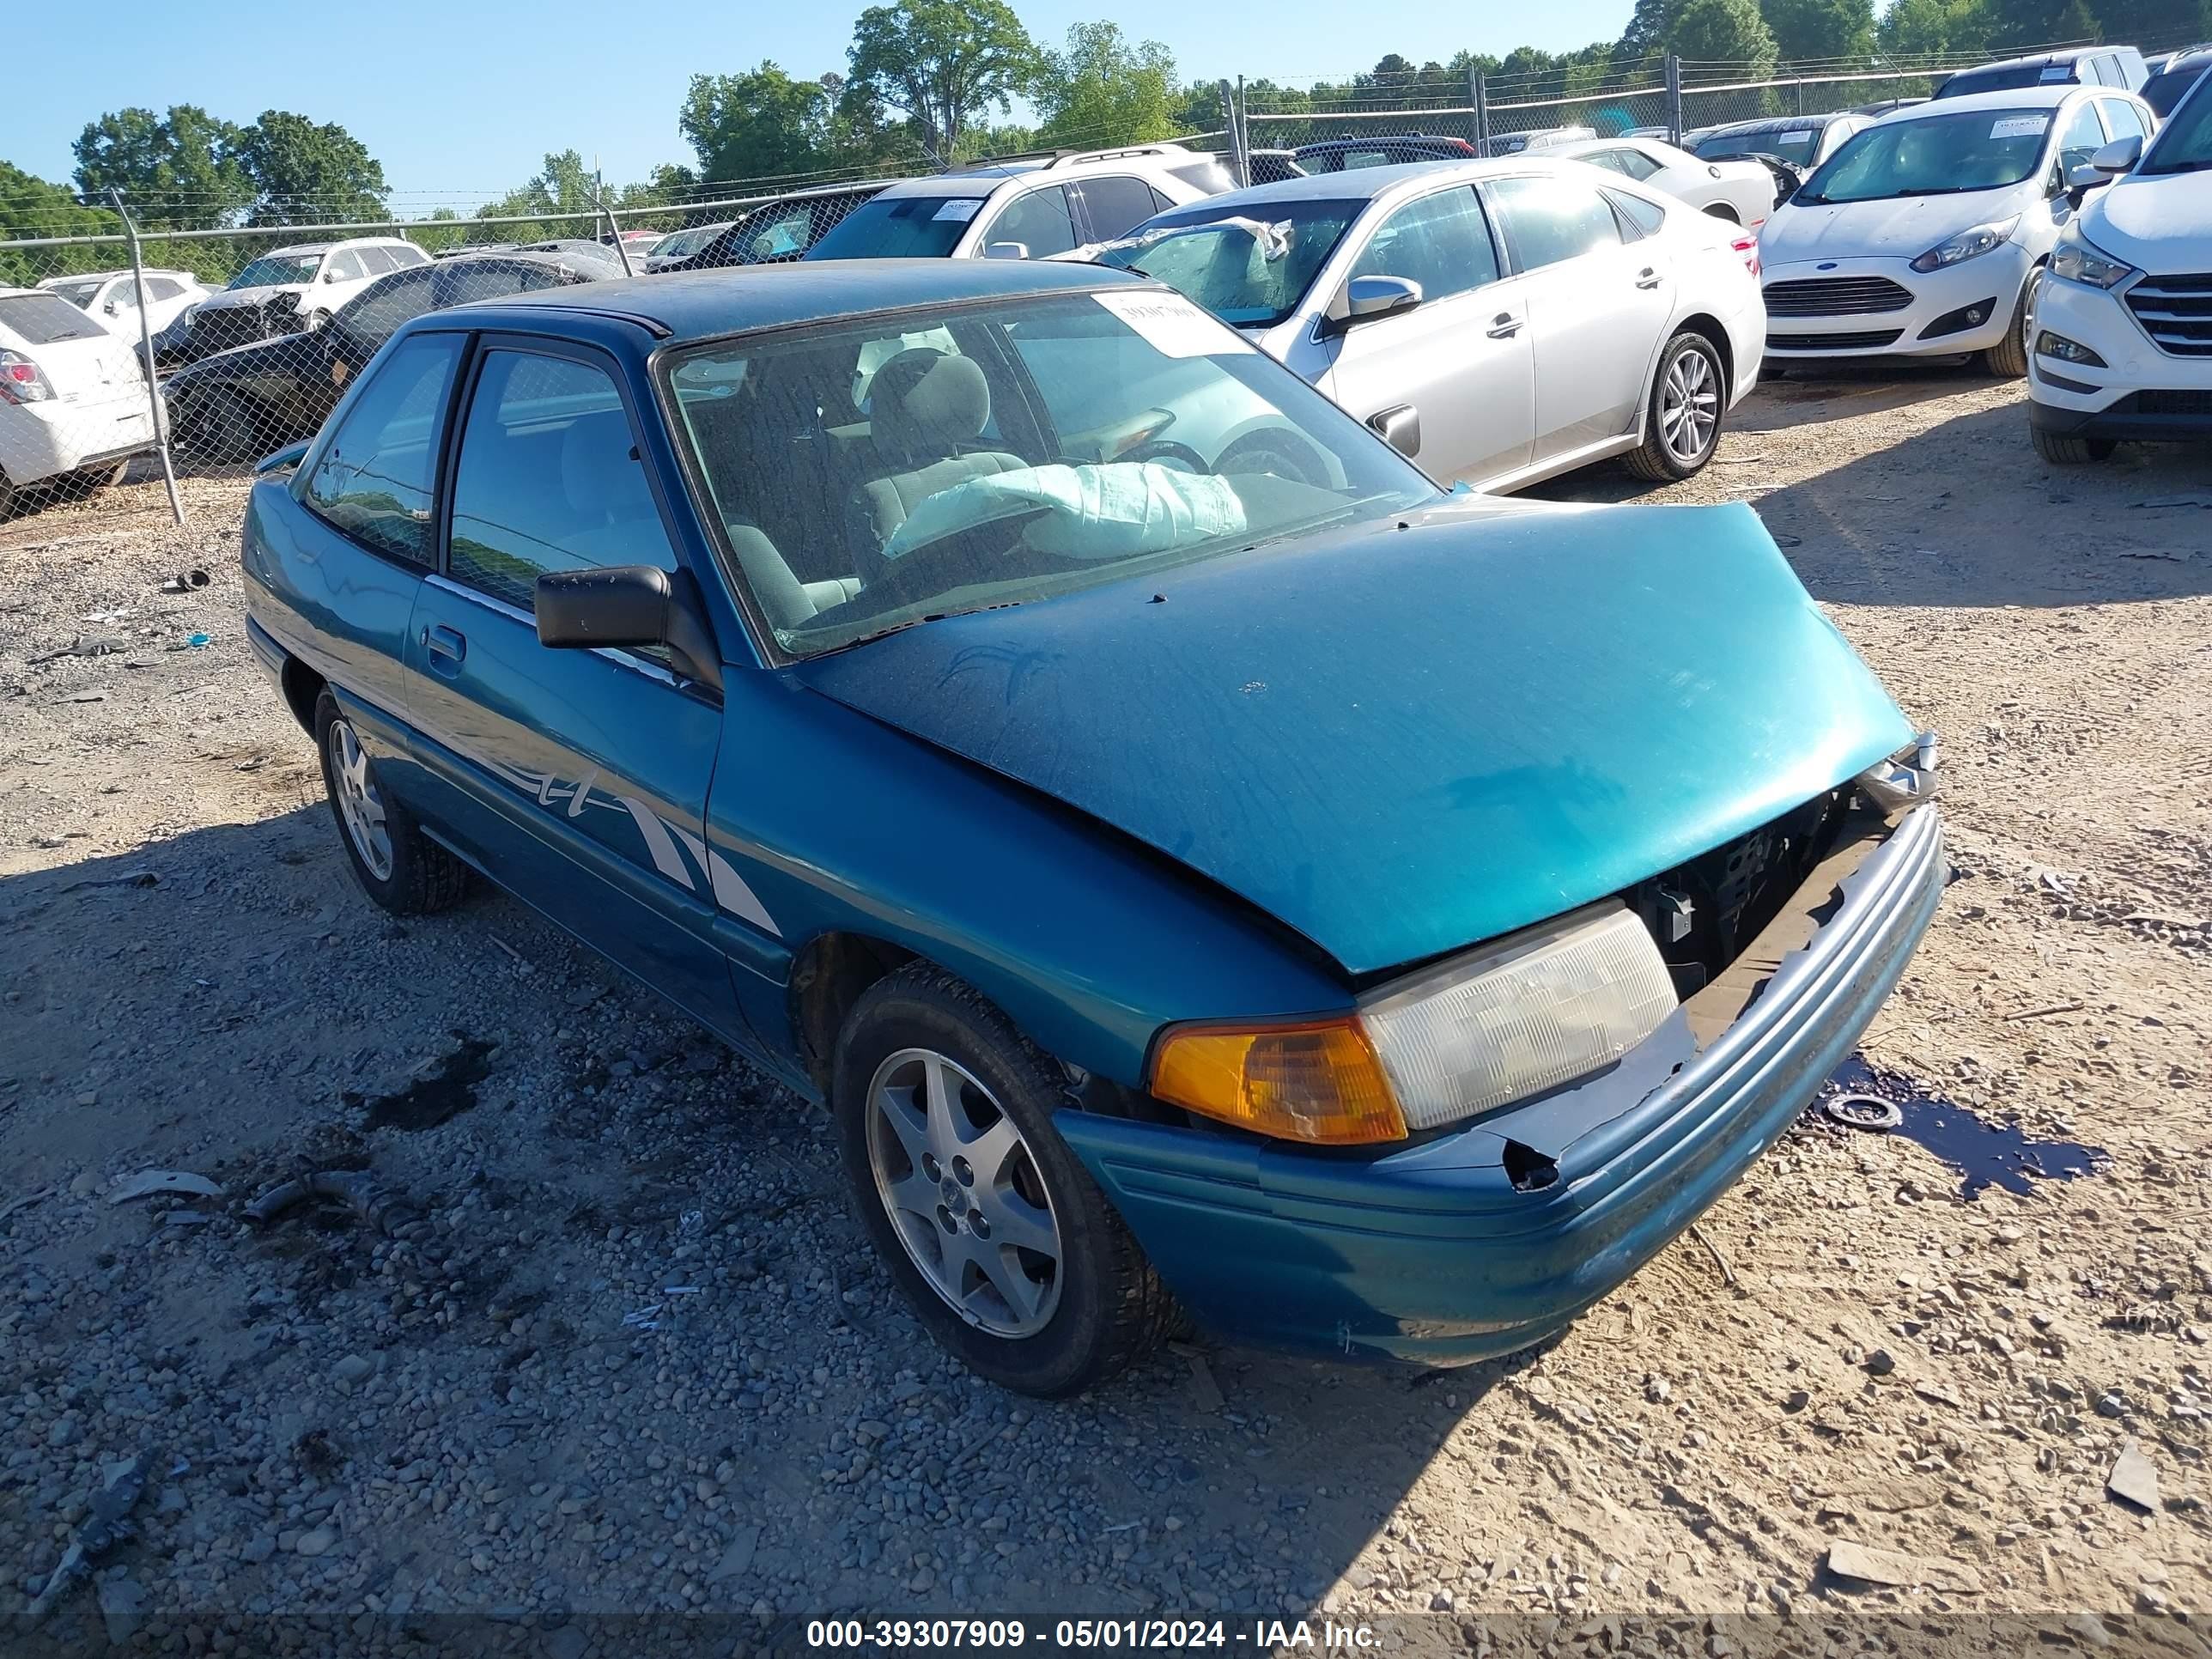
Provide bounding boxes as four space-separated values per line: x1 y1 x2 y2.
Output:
1815 1055 2110 1199
358 1036 497 1132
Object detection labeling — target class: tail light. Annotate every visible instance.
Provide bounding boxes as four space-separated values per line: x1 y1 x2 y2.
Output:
0 349 55 405
1731 231 1761 277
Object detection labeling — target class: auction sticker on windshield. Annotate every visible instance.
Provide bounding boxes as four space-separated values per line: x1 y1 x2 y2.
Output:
1093 289 1249 357
933 198 983 222
1990 115 2050 139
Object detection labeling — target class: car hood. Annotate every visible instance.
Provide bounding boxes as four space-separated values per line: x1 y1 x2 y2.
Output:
166 328 325 386
2080 169 2212 272
197 285 309 313
793 500 1912 978
1763 186 2023 262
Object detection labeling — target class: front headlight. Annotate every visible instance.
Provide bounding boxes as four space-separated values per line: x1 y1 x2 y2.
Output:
1149 902 1678 1145
2048 229 2136 290
1909 216 2021 274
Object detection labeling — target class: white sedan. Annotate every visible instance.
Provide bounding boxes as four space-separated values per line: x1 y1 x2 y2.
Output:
1552 137 1780 229
1066 158 1765 492
0 287 155 517
39 269 212 345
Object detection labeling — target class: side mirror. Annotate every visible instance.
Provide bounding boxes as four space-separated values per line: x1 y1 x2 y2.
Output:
535 565 723 694
102 301 118 316
2088 133 2142 177
1365 402 1421 458
1346 274 1423 324
323 270 339 283
982 241 1030 261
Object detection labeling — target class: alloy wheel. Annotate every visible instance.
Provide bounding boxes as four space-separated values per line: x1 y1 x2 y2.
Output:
327 717 394 882
1659 346 1719 465
865 1047 1063 1338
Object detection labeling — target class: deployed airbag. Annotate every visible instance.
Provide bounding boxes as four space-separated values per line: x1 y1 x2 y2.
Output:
882 461 1246 564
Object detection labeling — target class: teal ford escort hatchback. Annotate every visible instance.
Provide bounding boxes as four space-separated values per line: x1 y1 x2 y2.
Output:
241 259 1942 1395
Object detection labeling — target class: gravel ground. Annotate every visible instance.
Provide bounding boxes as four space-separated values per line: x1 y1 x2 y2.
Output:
2 368 2209 1656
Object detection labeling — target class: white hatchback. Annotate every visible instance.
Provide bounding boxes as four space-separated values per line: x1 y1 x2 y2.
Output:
1070 159 1765 492
38 269 212 348
1758 84 2156 374
0 286 155 516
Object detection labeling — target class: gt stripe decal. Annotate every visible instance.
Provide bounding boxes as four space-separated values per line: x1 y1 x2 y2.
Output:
668 824 783 938
622 796 698 892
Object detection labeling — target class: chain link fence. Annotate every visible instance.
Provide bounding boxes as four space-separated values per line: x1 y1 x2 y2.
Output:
0 33 2191 538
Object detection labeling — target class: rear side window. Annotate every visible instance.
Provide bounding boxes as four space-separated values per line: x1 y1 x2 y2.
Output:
984 186 1078 259
447 350 677 613
1073 175 1161 242
0 293 111 345
1488 176 1623 270
300 332 463 566
1604 188 1668 239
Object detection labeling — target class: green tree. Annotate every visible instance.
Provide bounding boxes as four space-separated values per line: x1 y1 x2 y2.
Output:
1760 0 1875 61
1668 0 1780 71
476 149 602 241
1876 0 1993 54
1033 23 1177 149
679 63 834 183
0 162 121 283
844 0 1041 162
234 111 389 225
71 105 252 229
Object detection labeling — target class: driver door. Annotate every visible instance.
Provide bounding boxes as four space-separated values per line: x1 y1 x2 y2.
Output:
1318 185 1534 485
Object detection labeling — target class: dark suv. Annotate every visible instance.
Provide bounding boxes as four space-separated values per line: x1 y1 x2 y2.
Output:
164 250 615 465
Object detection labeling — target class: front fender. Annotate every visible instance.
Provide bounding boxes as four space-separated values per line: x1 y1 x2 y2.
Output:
706 673 1351 1088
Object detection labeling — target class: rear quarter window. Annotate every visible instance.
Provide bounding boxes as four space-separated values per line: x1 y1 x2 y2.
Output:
0 294 112 346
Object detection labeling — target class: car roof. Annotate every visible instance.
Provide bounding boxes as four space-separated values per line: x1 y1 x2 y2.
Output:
1695 112 1856 136
1880 82 2097 118
437 257 1146 344
1148 155 1578 211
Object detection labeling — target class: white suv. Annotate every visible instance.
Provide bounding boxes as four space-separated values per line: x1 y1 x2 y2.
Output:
2028 71 2212 462
802 145 1232 264
185 236 429 358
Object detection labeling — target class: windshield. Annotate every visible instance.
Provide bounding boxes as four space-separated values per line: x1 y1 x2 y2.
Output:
653 223 726 258
1796 108 2051 204
665 289 1437 658
46 279 105 309
2144 76 2212 173
804 195 987 260
2143 60 2210 119
1695 126 1820 167
1086 204 1361 329
228 253 322 290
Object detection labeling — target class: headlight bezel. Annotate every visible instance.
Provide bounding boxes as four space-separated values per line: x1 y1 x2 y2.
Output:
1148 899 1680 1146
2048 228 2136 291
1908 215 2021 275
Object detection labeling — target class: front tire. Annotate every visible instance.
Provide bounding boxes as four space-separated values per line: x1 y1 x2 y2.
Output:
832 963 1176 1396
313 690 471 915
1982 270 2036 379
2031 425 2116 465
1626 331 1728 483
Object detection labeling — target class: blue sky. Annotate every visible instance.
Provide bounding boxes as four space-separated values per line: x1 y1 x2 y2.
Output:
1 0 1635 206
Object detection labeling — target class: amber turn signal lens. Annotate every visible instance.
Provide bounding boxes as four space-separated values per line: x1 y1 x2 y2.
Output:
1149 1018 1408 1146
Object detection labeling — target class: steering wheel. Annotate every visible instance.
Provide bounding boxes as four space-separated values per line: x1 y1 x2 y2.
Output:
1119 438 1209 473
1214 428 1334 488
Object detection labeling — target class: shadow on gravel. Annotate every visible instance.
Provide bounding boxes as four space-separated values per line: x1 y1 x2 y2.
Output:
1534 368 2212 610
3 818 1585 1622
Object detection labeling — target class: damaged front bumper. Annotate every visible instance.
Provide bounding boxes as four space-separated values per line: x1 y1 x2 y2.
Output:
1055 803 1946 1364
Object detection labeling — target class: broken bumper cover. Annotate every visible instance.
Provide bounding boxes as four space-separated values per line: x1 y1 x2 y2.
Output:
1057 804 1945 1364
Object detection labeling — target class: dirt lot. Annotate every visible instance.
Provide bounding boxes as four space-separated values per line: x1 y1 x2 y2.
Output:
3 368 2209 1656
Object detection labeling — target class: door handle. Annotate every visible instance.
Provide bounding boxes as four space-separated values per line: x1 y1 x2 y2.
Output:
1635 268 1663 289
1486 313 1522 338
423 624 466 677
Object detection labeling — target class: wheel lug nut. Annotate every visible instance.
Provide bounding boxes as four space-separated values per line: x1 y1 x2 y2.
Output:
970 1215 990 1239
952 1157 974 1187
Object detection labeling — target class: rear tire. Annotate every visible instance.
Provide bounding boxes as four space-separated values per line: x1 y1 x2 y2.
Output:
0 467 15 519
1626 331 1729 483
313 690 471 916
2030 425 2116 465
1981 270 2036 379
832 963 1176 1396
